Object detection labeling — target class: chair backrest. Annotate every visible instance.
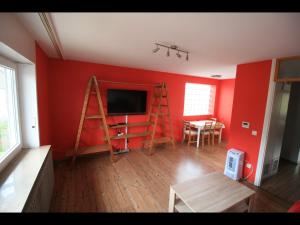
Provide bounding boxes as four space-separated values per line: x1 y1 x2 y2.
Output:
183 120 190 130
213 122 223 130
183 120 196 132
203 121 213 131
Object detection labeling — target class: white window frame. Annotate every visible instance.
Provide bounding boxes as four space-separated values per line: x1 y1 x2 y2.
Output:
183 83 216 116
0 56 22 173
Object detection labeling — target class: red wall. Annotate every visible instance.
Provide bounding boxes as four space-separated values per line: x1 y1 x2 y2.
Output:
46 59 221 160
35 43 51 145
215 79 235 141
228 60 272 183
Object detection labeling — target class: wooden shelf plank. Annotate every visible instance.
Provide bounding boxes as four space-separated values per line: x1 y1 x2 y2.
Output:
108 131 152 140
65 144 110 157
108 121 153 129
85 115 102 119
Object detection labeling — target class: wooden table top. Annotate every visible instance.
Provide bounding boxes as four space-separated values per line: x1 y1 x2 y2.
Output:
171 172 255 212
189 120 225 128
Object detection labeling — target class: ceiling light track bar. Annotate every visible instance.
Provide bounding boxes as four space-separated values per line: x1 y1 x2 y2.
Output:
155 43 188 54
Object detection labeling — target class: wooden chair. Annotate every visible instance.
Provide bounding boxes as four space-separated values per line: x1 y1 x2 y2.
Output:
182 121 198 147
200 121 213 148
211 122 223 145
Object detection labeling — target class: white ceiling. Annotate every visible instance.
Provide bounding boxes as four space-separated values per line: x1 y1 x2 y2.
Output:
16 13 300 79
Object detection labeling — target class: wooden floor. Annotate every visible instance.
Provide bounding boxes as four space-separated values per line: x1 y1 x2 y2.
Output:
261 158 300 205
50 142 291 212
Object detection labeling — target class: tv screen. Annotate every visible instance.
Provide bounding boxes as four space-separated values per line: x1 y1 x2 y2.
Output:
107 89 147 115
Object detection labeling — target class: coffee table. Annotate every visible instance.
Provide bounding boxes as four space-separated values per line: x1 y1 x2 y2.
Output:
168 172 255 212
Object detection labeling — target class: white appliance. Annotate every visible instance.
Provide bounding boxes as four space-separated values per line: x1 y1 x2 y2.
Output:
224 149 244 180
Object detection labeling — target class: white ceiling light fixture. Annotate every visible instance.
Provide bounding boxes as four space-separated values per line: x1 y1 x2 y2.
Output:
153 43 189 61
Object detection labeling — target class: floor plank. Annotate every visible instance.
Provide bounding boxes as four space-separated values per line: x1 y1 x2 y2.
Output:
261 158 300 205
50 142 291 212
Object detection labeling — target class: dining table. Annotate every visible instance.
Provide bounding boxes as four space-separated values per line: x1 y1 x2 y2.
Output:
182 120 225 148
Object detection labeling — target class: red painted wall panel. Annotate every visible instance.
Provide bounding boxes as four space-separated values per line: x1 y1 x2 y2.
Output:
47 59 221 159
35 42 51 145
215 79 235 141
227 60 272 183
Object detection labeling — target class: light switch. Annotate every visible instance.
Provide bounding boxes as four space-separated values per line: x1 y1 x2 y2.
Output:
251 130 257 136
242 121 250 128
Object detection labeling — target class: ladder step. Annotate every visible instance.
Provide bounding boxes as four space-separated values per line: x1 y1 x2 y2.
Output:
154 95 167 98
108 121 153 128
106 131 152 140
144 137 173 146
85 115 103 119
151 113 170 117
152 104 168 107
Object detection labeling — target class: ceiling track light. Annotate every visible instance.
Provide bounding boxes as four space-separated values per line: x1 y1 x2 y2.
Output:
152 44 160 53
152 43 189 61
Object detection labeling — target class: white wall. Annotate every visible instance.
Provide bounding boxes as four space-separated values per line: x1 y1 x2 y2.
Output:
0 13 36 63
17 64 40 148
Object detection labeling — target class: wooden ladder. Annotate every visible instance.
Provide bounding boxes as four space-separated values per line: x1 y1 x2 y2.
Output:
144 82 176 155
70 75 115 162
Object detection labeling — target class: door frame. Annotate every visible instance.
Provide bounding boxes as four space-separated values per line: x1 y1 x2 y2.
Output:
254 58 277 186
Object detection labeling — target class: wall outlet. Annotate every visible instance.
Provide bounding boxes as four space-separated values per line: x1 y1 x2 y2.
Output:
251 130 257 136
246 163 252 169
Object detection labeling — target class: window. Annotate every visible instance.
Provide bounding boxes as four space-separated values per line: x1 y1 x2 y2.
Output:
183 83 216 116
0 61 21 166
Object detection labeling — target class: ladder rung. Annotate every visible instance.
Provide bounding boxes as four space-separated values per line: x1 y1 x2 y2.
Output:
85 115 103 119
154 95 167 98
152 104 168 107
151 113 169 117
144 137 173 146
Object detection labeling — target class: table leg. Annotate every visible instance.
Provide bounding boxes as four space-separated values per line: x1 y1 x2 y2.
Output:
247 195 255 212
218 128 223 144
168 187 176 212
197 128 200 148
182 127 185 143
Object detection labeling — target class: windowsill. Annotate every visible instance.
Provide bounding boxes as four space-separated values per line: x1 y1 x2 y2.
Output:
0 145 51 212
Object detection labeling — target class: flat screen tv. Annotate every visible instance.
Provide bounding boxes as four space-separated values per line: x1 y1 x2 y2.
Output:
107 89 147 115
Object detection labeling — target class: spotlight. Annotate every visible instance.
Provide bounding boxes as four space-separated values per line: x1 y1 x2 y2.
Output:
176 50 181 58
153 45 160 53
186 53 189 61
167 48 170 57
